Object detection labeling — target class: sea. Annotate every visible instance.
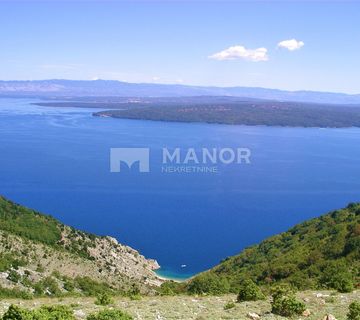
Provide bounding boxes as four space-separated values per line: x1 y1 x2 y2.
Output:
1 98 360 279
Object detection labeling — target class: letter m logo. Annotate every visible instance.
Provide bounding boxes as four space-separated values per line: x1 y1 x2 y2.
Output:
110 148 150 173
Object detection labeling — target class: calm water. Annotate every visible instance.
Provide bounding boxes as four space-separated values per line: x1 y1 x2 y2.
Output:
1 98 360 277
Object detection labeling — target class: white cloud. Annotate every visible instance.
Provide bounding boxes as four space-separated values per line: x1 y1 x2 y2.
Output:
209 45 269 62
278 39 304 51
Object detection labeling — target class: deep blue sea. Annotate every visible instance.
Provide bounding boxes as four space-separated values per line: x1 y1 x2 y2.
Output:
1 98 360 279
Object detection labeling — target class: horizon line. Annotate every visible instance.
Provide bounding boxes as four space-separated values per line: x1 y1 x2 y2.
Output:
0 78 358 96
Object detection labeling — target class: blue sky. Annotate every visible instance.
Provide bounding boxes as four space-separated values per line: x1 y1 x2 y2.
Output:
0 1 359 93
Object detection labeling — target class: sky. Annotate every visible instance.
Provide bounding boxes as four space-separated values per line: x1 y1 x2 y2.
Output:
0 1 359 94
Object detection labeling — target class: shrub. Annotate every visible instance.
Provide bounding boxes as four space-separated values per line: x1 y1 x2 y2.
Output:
237 279 265 302
0 254 27 272
74 276 113 296
158 281 185 296
348 302 360 320
86 309 133 320
35 305 75 319
224 301 236 310
0 286 33 300
63 279 75 292
95 292 114 306
33 277 61 296
320 261 354 293
330 273 354 293
187 273 230 295
271 285 306 317
2 305 32 320
128 283 140 296
129 294 141 301
2 304 75 320
7 270 21 283
159 282 175 296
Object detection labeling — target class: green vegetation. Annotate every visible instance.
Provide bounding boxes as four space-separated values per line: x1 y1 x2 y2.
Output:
237 279 265 302
0 196 61 245
1 195 359 319
187 203 360 294
0 199 159 300
72 277 115 297
33 277 61 296
0 274 120 300
94 101 360 128
0 253 26 272
158 281 179 296
320 261 354 293
0 287 32 300
2 304 75 320
0 292 358 320
270 285 306 317
7 270 21 284
1 305 133 320
0 196 96 259
187 273 230 295
95 293 114 306
223 301 236 310
348 302 360 320
125 283 141 301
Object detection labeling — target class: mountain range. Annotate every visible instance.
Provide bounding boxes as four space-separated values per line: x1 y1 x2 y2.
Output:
1 80 360 104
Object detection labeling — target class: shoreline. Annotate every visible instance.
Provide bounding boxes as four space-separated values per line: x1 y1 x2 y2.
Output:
92 112 360 129
28 100 360 129
155 269 193 283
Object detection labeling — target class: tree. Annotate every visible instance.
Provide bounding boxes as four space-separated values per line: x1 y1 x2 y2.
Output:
237 279 265 302
348 302 360 320
271 285 306 317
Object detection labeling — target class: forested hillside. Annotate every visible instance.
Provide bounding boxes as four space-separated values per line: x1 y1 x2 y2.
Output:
187 203 360 294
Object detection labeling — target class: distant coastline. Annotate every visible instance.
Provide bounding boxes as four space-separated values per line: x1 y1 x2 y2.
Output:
93 111 360 129
33 99 360 128
92 105 360 129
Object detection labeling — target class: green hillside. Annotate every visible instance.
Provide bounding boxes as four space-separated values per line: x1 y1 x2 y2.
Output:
0 195 98 258
0 196 62 245
186 203 360 294
1 196 360 319
0 195 161 297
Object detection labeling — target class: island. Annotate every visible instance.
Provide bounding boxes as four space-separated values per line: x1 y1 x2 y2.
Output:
33 97 360 128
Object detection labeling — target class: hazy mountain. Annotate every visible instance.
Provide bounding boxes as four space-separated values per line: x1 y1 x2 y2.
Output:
1 79 360 104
